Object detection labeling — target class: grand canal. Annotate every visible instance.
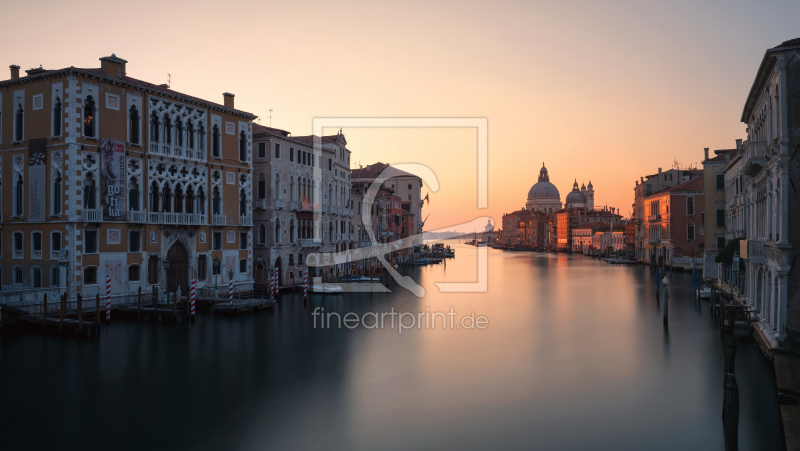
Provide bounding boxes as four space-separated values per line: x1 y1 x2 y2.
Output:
0 242 782 450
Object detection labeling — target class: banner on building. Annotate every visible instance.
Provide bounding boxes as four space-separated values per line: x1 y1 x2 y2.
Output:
28 138 47 221
101 139 127 221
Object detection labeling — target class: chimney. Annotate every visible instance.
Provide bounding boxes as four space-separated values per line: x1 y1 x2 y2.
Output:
640 176 644 184
9 65 19 79
99 54 127 77
223 92 235 109
725 153 730 163
703 147 709 161
736 139 743 154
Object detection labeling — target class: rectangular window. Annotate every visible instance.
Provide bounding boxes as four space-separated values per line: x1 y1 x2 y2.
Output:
148 255 159 284
328 159 332 171
129 230 141 252
84 267 97 285
213 232 222 250
716 173 724 190
717 236 726 249
408 184 412 190
198 255 207 281
84 230 97 253
258 142 266 159
239 259 247 274
716 209 725 228
274 143 281 159
240 232 248 250
51 266 60 287
701 212 705 226
289 148 294 162
289 254 294 266
128 265 140 282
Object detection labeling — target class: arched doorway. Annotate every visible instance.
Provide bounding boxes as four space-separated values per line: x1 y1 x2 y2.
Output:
166 241 189 293
255 261 265 284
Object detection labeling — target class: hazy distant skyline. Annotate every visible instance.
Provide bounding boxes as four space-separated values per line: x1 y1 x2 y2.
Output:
3 0 799 231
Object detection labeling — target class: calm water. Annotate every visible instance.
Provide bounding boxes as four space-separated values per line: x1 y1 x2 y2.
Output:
0 243 781 450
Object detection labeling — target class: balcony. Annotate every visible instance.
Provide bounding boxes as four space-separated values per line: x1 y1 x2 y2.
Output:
51 250 62 260
321 205 328 214
748 240 765 257
162 144 172 156
647 238 662 244
13 249 23 259
300 239 321 248
82 209 102 222
239 216 253 226
172 146 184 158
290 201 300 211
254 199 268 210
646 214 662 223
274 199 285 209
743 141 767 177
212 215 227 226
32 249 42 260
149 142 160 155
128 210 146 223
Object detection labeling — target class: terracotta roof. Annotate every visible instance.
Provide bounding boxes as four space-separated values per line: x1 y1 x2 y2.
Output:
504 209 532 217
665 176 704 193
292 134 342 144
705 149 734 162
352 162 419 180
252 122 290 137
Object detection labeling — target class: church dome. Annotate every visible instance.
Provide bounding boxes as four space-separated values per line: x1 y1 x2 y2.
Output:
565 190 586 204
527 164 561 200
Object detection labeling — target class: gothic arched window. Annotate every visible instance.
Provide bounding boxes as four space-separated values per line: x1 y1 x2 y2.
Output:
239 130 247 161
150 112 159 142
15 104 24 141
212 125 220 157
84 96 95 137
129 105 139 144
53 98 62 137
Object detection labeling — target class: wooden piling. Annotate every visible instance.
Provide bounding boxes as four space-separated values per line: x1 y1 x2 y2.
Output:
172 291 177 322
77 294 83 332
663 286 668 325
59 293 65 331
724 336 737 376
42 293 47 327
96 293 101 324
723 373 739 451
154 286 159 317
137 287 142 319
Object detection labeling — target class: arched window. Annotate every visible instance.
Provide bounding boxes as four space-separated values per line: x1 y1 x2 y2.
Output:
150 112 160 142
198 123 205 151
187 122 195 149
289 177 295 202
212 187 221 215
53 97 62 137
239 130 247 161
212 125 220 157
687 222 695 241
239 189 247 217
150 181 160 212
259 224 266 244
129 105 139 144
162 184 172 212
163 116 172 145
686 197 694 215
84 96 95 137
128 178 140 211
83 173 97 209
52 171 62 215
176 119 184 147
290 220 295 243
185 186 195 214
173 185 184 213
197 188 206 215
15 104 23 141
275 218 281 244
275 174 281 200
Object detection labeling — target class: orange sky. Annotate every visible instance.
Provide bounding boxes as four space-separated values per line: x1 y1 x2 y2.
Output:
3 0 799 232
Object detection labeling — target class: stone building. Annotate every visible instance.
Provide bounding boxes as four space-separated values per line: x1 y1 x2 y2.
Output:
0 55 256 302
737 37 800 348
700 147 735 279
642 177 704 268
526 164 562 214
251 125 354 286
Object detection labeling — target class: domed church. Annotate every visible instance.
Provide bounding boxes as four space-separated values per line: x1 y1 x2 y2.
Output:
526 163 563 214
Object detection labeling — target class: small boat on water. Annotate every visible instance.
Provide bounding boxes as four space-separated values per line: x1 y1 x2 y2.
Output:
311 284 344 294
699 287 711 299
339 275 382 283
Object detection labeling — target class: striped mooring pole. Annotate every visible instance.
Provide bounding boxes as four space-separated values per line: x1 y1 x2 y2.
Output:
190 279 196 316
274 267 279 298
105 275 112 322
303 269 308 302
228 270 234 306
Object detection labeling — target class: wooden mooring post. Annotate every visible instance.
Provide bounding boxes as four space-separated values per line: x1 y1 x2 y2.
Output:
724 336 737 376
96 293 101 324
662 277 669 325
137 287 142 319
153 286 158 318
723 372 739 451
42 294 47 328
77 294 83 333
59 293 65 331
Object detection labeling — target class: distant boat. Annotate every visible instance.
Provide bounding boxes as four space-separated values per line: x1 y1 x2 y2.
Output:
311 284 343 294
339 275 381 283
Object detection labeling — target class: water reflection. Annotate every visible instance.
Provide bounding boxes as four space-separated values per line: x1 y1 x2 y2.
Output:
0 242 781 450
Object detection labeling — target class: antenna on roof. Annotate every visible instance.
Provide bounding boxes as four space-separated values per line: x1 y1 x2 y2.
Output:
167 73 171 89
269 108 273 127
